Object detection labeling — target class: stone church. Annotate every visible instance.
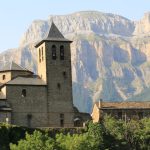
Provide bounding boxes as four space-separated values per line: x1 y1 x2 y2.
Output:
0 22 90 127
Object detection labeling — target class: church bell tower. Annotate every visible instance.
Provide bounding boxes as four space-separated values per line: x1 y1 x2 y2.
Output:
35 22 74 127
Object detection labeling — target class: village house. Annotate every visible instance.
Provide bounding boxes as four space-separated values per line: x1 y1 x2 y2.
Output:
0 22 90 128
91 99 150 122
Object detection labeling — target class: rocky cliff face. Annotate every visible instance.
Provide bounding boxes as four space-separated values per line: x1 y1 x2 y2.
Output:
134 12 150 35
0 11 150 113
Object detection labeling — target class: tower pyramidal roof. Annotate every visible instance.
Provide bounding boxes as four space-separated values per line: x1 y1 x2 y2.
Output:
35 21 72 48
47 22 64 39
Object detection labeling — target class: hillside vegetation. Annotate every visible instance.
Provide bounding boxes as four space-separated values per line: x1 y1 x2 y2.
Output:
0 116 149 149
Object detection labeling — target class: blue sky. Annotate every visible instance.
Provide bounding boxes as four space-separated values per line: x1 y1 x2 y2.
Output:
0 0 149 52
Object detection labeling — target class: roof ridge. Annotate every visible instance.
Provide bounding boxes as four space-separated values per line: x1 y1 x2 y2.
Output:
95 101 150 105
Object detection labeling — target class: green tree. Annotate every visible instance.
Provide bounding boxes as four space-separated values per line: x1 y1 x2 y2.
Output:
103 115 150 150
139 118 150 149
122 119 140 149
10 130 58 150
9 117 150 150
103 115 125 140
87 121 103 149
122 118 150 150
103 115 128 149
56 133 91 150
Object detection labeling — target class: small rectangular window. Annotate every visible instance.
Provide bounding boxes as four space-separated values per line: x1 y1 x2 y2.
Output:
60 46 64 60
22 89 26 97
27 114 32 127
2 75 6 80
60 114 64 127
57 83 61 89
63 71 67 79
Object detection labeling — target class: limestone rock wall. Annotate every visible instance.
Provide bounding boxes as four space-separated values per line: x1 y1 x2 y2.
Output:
0 11 150 113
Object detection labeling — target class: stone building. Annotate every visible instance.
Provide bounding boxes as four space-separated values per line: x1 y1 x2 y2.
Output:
91 100 150 123
0 22 90 127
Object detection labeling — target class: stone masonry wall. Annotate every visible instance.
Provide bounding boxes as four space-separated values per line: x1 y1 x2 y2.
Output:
45 41 74 127
6 85 48 127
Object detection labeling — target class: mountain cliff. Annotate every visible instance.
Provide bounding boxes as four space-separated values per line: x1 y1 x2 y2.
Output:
0 11 150 113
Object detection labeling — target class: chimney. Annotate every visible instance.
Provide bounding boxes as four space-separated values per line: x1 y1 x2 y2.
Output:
99 99 103 108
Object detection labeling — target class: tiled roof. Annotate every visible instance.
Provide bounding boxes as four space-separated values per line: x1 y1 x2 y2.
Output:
0 61 33 73
35 22 71 48
96 101 150 109
6 76 46 86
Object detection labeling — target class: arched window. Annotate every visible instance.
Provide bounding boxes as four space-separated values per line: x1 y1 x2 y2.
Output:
74 117 82 127
60 45 64 60
52 45 56 60
22 89 26 97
